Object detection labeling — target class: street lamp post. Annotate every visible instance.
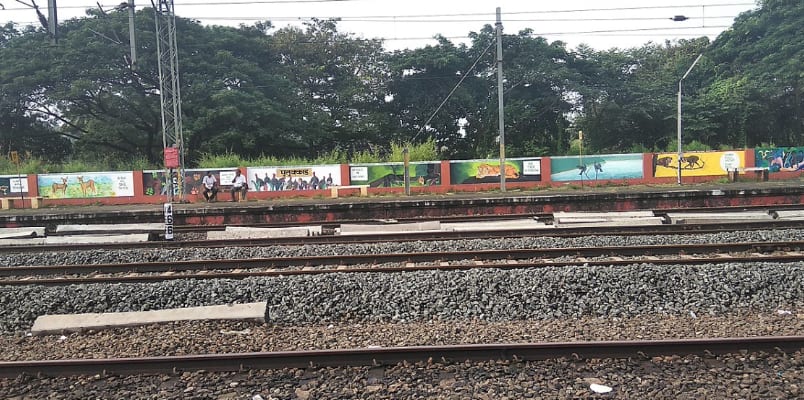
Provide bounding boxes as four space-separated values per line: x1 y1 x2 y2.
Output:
677 53 703 185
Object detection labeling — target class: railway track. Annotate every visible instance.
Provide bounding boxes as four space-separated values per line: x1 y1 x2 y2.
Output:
0 336 800 378
1 241 801 285
2 204 802 397
2 219 803 253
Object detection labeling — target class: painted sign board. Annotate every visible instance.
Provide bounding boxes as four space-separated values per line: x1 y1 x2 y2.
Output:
348 162 441 187
551 153 643 182
449 158 541 185
38 172 135 198
652 151 746 177
246 165 341 191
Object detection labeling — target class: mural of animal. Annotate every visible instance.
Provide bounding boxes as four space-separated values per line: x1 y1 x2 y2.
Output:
416 173 441 186
51 177 68 197
0 186 8 195
680 155 704 169
77 176 97 196
476 163 520 179
654 157 674 168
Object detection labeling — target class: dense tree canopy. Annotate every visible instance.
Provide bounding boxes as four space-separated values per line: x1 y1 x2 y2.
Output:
0 0 801 167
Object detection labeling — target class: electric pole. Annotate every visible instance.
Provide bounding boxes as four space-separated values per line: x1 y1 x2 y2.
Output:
127 0 137 69
154 0 185 202
496 7 506 192
47 0 57 42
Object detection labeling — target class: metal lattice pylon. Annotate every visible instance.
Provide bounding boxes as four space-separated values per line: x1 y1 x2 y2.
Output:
154 0 185 200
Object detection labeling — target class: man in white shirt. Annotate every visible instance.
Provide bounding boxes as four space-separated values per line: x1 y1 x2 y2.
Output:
231 169 248 201
202 171 218 202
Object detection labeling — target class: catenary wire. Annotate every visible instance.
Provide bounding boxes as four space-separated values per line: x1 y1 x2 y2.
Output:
1 1 755 16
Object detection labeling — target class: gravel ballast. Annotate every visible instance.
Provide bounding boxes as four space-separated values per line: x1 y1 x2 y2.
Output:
1 350 801 399
0 229 799 267
0 262 801 334
1 312 801 361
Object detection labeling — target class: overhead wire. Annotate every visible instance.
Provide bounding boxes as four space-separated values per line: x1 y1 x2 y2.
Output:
1 1 755 15
2 1 745 47
411 39 494 142
186 15 737 23
3 20 732 41
0 0 363 11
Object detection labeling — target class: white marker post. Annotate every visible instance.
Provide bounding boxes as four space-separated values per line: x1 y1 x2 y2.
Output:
163 203 174 240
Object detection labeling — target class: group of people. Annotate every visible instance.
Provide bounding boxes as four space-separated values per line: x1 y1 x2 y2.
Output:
200 170 335 202
201 169 247 202
251 172 334 192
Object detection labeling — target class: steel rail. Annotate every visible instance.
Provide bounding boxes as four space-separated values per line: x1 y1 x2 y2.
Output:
1 220 803 254
3 254 802 286
0 336 800 378
0 241 801 281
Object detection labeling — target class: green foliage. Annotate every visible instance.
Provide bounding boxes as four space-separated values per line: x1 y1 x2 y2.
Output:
349 149 383 164
388 139 439 162
1 1 801 166
0 158 44 175
313 148 350 164
197 152 247 168
664 138 712 153
683 140 712 152
0 156 159 175
627 143 654 154
566 139 584 156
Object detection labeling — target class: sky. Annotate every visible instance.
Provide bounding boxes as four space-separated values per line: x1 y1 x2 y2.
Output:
1 0 759 51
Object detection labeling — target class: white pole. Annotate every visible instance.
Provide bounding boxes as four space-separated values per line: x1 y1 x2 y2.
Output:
128 0 137 69
496 8 505 192
677 81 682 185
677 53 704 185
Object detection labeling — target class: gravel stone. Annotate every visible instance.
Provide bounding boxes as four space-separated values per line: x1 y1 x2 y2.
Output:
0 262 801 333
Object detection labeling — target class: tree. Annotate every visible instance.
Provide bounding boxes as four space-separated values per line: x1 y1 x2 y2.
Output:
705 0 803 146
0 22 71 161
268 19 390 158
0 8 311 166
385 35 485 159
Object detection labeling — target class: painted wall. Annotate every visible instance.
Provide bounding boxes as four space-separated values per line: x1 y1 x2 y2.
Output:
0 175 29 197
143 168 239 196
550 153 643 182
652 151 745 178
754 147 804 172
449 158 541 185
9 147 799 207
38 172 135 198
349 162 442 187
246 165 342 191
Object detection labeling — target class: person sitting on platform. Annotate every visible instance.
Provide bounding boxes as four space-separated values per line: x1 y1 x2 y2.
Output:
202 171 218 202
231 169 248 201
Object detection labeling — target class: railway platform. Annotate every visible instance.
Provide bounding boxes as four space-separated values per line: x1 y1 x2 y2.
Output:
0 180 801 228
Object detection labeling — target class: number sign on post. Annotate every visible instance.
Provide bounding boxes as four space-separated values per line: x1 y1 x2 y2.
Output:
163 203 174 240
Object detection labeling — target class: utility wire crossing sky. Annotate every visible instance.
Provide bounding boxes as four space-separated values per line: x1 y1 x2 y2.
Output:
1 0 758 50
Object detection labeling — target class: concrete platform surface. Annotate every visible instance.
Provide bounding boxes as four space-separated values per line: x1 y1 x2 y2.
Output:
56 223 165 233
207 226 321 240
0 238 47 246
338 221 441 235
554 218 664 228
553 211 656 218
0 227 46 239
442 219 553 232
31 302 267 335
44 234 151 244
665 211 772 218
774 210 804 219
667 212 774 224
